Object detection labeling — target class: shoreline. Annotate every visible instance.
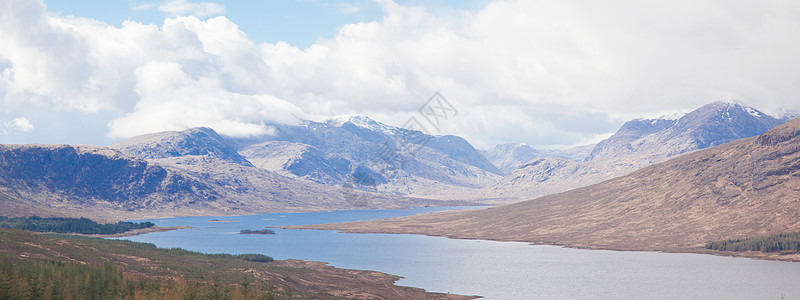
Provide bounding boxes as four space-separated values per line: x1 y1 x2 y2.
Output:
72 225 480 299
101 210 800 263
53 204 490 223
270 259 480 300
3 228 477 299
74 225 193 238
103 225 479 299
285 225 800 264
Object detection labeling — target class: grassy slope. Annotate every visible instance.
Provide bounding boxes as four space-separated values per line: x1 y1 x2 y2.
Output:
0 228 474 300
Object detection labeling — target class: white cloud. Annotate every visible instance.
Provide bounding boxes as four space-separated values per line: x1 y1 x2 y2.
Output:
336 3 361 14
0 0 297 140
108 61 303 138
3 117 34 134
132 3 156 11
257 0 800 146
158 0 224 18
3 0 800 147
0 0 108 111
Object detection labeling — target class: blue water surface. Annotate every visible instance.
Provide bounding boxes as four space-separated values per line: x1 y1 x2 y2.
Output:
117 207 800 299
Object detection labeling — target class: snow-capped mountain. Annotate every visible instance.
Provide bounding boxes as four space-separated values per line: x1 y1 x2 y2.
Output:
111 127 253 166
230 116 502 199
100 102 795 206
111 115 500 201
774 107 800 120
482 102 792 202
483 143 594 174
105 126 477 213
589 102 786 161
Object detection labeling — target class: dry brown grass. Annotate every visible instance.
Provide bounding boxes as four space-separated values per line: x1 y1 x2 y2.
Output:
292 119 800 261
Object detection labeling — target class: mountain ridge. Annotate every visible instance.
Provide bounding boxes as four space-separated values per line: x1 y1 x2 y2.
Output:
111 127 253 166
0 141 477 221
1 102 792 220
0 144 222 220
224 116 501 199
292 118 800 255
480 102 791 202
484 143 594 174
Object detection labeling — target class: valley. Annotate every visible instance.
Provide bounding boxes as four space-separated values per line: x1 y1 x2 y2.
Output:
1 102 792 221
290 118 800 262
2 101 800 298
4 2 800 298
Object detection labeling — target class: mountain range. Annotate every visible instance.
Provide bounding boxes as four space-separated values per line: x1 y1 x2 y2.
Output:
293 118 800 254
478 101 791 202
482 143 594 174
225 116 502 200
0 126 478 220
0 101 794 219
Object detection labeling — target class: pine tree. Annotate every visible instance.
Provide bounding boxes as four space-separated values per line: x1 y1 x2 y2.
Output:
237 274 251 300
0 270 11 300
205 275 227 300
28 273 42 300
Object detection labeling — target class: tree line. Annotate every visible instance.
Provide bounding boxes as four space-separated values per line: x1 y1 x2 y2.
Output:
0 216 155 235
0 258 289 300
705 232 800 253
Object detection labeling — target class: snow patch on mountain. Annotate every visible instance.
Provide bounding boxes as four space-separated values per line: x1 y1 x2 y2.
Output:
656 112 687 121
326 115 395 136
482 101 790 203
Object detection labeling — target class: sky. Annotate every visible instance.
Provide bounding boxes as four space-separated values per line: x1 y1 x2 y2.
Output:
2 0 800 149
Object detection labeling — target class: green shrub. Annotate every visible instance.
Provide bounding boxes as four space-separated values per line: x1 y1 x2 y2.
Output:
706 232 800 253
0 216 154 234
237 254 274 263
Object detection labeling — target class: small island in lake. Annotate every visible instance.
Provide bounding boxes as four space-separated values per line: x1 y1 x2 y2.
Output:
239 229 275 235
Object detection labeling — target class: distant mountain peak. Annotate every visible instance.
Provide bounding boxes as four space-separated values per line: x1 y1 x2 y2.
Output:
111 127 253 166
731 101 759 114
183 126 218 134
325 115 356 126
485 142 594 174
491 142 532 152
656 112 686 121
326 115 376 126
704 100 769 118
326 115 395 135
587 101 785 162
773 107 800 120
714 99 749 106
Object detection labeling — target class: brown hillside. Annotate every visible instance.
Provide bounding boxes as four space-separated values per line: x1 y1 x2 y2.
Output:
295 119 800 253
0 228 475 299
